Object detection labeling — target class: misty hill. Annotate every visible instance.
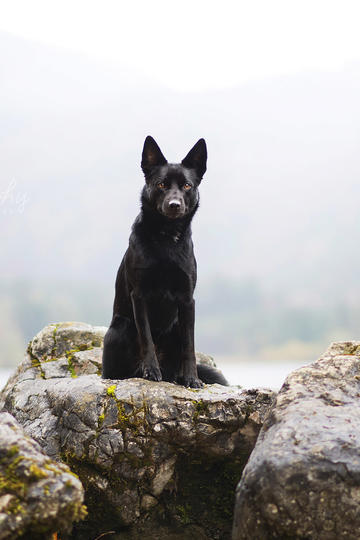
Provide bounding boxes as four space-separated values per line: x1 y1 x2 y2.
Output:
1 31 360 364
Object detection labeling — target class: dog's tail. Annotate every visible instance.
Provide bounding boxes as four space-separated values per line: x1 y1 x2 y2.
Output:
197 363 229 386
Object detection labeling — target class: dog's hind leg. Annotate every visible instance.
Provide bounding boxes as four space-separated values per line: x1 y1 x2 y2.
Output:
102 315 138 379
196 364 228 386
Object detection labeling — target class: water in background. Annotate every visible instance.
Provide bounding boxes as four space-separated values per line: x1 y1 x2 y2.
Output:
219 360 306 390
0 361 307 393
0 369 14 392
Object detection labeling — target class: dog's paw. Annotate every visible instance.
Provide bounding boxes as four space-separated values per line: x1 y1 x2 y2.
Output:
183 376 204 389
143 365 162 382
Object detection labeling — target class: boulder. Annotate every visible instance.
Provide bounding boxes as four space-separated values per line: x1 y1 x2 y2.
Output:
0 321 223 399
233 341 360 540
0 411 85 539
1 322 274 539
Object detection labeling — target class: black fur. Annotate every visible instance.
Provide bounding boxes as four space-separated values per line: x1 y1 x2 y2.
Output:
102 136 228 387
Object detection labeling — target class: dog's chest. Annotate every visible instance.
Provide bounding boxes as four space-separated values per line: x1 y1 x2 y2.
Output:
142 258 194 299
160 230 181 243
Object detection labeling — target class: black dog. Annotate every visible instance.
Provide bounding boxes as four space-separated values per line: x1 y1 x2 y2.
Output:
102 136 227 387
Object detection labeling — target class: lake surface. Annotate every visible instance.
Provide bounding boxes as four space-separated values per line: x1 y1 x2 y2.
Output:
0 369 14 392
0 361 307 393
219 360 306 390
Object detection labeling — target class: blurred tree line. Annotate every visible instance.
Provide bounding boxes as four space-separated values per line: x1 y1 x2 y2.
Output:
1 276 359 367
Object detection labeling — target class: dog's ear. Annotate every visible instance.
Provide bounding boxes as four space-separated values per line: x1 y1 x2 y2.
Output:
181 138 207 181
141 136 167 176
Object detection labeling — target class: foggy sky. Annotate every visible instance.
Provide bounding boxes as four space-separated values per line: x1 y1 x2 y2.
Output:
1 30 360 310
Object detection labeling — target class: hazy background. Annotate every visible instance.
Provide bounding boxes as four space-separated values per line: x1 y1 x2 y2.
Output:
1 1 360 385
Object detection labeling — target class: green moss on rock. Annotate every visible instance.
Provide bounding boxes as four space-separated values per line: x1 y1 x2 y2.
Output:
192 399 209 423
106 385 116 397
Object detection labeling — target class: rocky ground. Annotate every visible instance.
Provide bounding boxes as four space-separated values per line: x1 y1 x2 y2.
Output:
0 411 85 539
3 322 359 539
233 341 360 540
0 322 274 539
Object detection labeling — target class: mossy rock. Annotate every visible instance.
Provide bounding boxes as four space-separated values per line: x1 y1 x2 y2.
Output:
0 412 85 539
1 322 275 539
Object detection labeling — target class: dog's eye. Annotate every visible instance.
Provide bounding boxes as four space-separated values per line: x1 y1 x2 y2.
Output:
157 182 165 189
183 183 192 191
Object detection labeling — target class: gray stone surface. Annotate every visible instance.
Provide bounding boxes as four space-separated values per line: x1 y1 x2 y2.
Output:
233 341 360 540
0 322 275 539
0 411 85 539
0 321 223 405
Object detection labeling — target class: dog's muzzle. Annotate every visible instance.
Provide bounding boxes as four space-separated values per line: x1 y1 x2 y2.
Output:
162 198 185 218
169 199 181 209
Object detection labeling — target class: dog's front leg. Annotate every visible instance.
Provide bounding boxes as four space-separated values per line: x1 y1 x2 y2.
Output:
130 291 162 381
178 298 203 388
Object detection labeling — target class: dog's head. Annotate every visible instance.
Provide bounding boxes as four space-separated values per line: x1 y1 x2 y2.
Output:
141 136 207 220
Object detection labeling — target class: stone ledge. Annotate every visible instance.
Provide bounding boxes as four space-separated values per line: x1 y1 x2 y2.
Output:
1 322 275 539
233 341 360 540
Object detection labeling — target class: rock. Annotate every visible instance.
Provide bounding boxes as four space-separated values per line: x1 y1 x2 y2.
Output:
0 321 223 402
0 411 85 539
1 322 275 539
233 341 360 540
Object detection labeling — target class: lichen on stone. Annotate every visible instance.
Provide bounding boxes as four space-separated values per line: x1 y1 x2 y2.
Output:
0 412 86 538
0 321 275 539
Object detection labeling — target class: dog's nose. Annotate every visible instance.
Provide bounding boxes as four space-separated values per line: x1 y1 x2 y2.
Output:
169 199 181 208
